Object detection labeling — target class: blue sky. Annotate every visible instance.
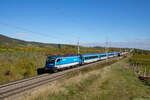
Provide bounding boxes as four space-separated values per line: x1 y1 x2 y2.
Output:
0 0 150 49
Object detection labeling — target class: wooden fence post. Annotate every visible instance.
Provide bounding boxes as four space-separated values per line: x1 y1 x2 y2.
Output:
144 66 146 77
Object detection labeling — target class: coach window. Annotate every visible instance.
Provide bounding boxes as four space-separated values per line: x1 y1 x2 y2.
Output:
57 59 61 62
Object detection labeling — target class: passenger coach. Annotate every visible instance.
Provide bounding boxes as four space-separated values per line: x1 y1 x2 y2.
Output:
82 54 100 64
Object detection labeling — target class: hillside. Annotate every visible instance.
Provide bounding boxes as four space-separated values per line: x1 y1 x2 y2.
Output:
0 34 128 53
0 34 68 48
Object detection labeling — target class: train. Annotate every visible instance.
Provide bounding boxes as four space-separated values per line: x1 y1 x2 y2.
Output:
45 52 122 72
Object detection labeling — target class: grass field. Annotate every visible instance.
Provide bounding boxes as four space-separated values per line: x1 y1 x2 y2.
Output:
26 58 150 100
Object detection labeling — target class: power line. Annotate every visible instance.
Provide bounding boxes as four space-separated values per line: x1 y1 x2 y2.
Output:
0 22 102 46
0 22 78 44
0 22 114 48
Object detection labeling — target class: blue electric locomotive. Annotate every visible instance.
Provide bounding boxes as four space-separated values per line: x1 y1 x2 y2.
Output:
45 55 82 72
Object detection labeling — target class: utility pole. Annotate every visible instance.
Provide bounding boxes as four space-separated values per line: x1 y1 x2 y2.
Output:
105 39 108 61
120 47 121 54
77 40 80 55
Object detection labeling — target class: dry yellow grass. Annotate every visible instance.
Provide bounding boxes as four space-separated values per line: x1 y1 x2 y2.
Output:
22 58 150 100
22 62 113 100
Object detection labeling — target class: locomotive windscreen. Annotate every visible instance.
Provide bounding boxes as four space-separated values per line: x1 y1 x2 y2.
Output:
46 56 56 64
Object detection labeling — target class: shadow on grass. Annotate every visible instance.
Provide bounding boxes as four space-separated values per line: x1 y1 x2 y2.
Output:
37 68 46 75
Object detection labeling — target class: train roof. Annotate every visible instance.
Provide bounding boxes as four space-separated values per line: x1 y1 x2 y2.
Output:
47 54 79 59
82 53 107 56
47 52 121 58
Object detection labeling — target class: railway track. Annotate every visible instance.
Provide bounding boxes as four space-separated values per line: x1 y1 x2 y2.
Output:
0 57 122 100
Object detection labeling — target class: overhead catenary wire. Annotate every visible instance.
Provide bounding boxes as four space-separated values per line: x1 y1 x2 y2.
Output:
0 22 79 45
0 22 100 44
0 22 113 48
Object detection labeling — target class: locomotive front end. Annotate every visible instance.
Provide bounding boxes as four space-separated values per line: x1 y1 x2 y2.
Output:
45 56 57 72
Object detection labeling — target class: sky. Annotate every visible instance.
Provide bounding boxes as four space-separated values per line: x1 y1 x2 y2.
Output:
0 0 150 49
